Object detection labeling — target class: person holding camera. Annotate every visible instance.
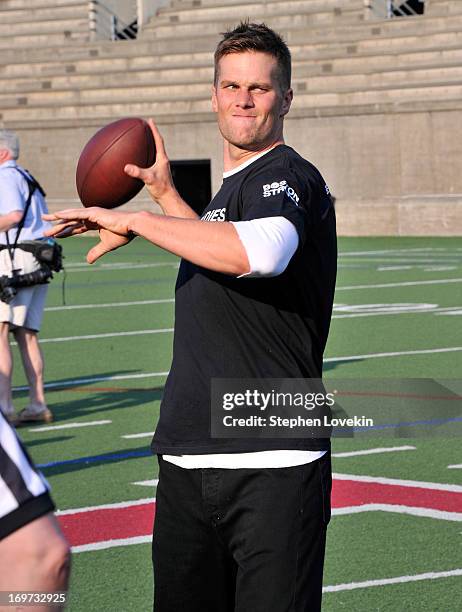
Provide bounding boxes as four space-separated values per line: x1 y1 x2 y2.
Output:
0 129 54 426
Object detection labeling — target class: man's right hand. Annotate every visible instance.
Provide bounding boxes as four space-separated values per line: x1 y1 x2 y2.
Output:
124 119 177 210
124 119 198 220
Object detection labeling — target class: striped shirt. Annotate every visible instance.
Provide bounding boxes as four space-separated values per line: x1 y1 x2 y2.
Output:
0 411 54 540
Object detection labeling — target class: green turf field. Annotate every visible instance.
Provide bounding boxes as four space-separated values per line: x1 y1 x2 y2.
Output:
12 236 462 611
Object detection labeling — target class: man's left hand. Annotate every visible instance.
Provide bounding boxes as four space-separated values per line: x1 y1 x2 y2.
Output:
43 207 135 263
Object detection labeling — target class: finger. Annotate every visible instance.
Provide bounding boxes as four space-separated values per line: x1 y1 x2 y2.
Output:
45 212 86 225
47 207 101 222
44 226 60 237
124 163 148 180
86 241 109 264
44 221 83 237
46 219 83 231
42 213 60 221
55 225 88 238
148 118 168 161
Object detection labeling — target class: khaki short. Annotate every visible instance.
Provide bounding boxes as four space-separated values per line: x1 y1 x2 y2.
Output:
0 247 48 332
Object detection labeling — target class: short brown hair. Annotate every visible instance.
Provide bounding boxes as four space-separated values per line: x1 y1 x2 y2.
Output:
214 22 291 92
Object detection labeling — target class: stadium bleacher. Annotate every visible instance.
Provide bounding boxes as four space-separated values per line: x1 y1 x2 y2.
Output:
0 0 91 47
0 0 460 233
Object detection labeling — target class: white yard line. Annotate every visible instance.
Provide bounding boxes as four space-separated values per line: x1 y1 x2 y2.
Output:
333 473 462 493
340 248 456 256
45 299 174 312
13 371 169 392
46 298 460 317
332 504 462 522
323 568 462 593
65 261 149 268
14 324 462 363
332 305 449 319
436 310 462 316
336 278 462 291
332 309 462 319
447 464 462 469
377 265 414 271
66 262 178 273
29 420 111 432
332 446 416 458
44 299 460 318
423 266 457 272
16 328 174 345
12 347 461 393
131 479 159 487
72 535 152 553
324 346 462 363
56 497 155 516
122 432 155 439
339 258 460 264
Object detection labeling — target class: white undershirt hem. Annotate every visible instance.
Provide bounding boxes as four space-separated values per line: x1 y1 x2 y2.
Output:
162 450 327 469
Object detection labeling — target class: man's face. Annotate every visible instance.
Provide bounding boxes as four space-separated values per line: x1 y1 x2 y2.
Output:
212 51 292 152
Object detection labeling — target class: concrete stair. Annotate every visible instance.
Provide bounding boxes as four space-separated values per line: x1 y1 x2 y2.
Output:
1 8 462 64
2 60 462 103
1 7 461 61
0 0 90 47
0 4 89 23
0 29 90 48
2 77 462 125
1 0 461 234
426 0 462 17
1 4 462 127
156 0 363 20
3 32 462 89
2 24 462 79
0 18 89 36
0 0 86 7
167 0 359 10
145 2 365 39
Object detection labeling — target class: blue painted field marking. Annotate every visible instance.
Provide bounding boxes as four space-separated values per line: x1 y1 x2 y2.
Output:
37 448 152 469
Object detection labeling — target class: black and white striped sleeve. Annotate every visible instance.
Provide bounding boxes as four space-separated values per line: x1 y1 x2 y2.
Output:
0 412 55 540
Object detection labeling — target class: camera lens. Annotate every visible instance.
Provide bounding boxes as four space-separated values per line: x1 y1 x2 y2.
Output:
0 286 17 304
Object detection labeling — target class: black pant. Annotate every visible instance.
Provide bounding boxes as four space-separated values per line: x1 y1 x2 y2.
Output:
152 453 331 612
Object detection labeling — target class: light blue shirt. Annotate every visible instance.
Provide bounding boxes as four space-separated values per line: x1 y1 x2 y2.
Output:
0 160 51 244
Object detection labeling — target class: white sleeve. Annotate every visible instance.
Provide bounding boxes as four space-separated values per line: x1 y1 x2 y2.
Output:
231 216 299 278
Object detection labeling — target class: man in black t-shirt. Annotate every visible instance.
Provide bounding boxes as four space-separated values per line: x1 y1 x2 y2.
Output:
156 144 336 455
46 22 337 612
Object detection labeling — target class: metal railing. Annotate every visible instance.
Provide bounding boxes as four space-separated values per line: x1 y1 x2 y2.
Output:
88 1 138 41
368 0 426 19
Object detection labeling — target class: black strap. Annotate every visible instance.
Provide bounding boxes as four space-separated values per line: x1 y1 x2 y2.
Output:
0 241 42 256
5 168 46 266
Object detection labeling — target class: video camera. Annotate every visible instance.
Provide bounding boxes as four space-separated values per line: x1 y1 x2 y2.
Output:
0 268 53 304
0 239 63 304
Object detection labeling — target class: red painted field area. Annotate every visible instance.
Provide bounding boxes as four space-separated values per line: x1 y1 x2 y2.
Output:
332 479 462 512
58 477 462 550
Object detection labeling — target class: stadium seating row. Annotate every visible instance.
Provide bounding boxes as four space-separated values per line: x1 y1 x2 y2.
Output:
0 0 460 233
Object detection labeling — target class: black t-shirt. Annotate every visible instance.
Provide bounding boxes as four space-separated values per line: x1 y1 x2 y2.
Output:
151 145 337 454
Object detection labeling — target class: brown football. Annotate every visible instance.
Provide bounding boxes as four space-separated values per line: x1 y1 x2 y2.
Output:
76 117 156 208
